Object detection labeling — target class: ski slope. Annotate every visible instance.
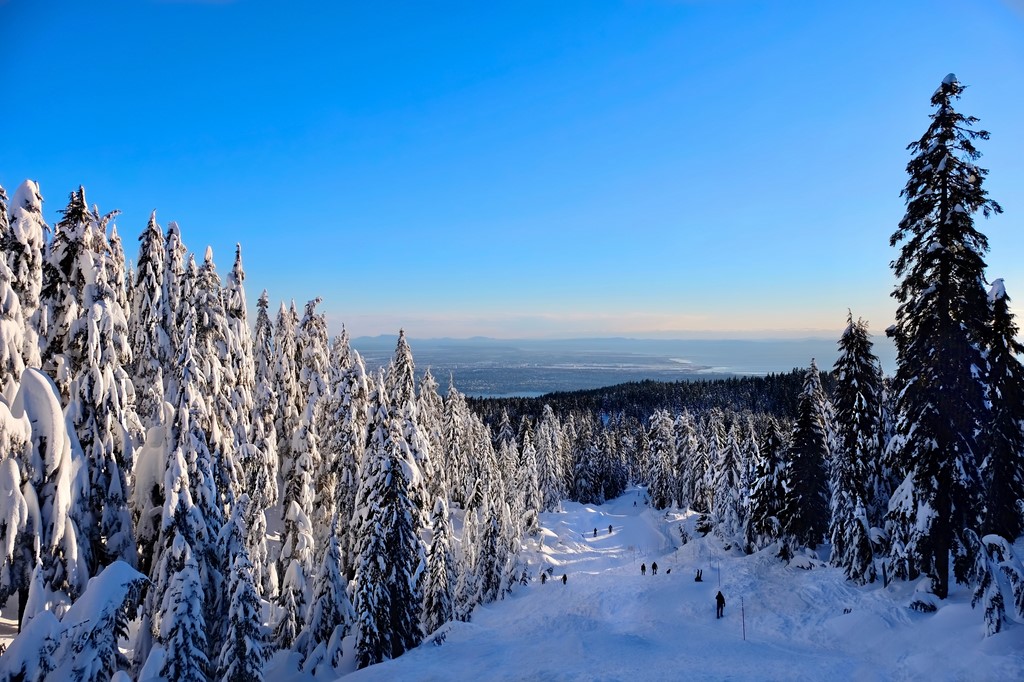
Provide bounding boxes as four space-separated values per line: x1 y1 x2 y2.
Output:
336 487 1024 681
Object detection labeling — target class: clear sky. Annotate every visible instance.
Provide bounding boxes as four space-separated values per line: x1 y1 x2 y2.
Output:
2 1 1022 340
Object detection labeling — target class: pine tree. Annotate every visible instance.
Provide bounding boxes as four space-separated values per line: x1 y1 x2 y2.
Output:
831 313 886 527
193 247 239 514
273 301 301 485
327 330 369 580
296 298 332 556
886 74 999 598
130 211 168 427
780 361 831 550
248 290 279 595
422 497 456 635
534 405 565 511
38 187 93 398
297 527 353 674
5 180 47 370
353 376 424 667
745 416 788 551
0 259 27 400
646 410 676 510
158 538 209 682
713 423 746 544
66 261 138 573
160 221 187 382
217 547 270 682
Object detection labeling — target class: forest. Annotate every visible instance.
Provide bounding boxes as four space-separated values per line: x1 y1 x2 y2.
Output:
0 74 1022 681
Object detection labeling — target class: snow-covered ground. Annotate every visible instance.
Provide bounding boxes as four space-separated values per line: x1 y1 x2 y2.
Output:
5 486 1022 680
334 487 1024 681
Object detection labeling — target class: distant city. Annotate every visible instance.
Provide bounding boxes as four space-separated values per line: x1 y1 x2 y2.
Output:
352 336 898 398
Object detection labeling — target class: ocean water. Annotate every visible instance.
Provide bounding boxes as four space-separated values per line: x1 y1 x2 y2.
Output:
351 336 898 398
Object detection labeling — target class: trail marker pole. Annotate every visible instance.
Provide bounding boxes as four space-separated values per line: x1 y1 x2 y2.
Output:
741 597 746 641
718 560 721 587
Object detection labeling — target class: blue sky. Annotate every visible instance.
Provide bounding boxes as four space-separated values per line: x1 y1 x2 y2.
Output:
2 1 1022 339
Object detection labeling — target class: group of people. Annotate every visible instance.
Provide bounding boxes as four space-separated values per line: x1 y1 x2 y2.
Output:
639 562 659 576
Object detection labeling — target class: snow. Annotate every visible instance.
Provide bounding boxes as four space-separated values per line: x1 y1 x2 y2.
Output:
4 487 1023 679
989 278 1006 303
7 180 42 218
333 487 1024 681
942 73 958 86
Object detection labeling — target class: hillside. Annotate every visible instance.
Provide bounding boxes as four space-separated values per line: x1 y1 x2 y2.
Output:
313 487 1024 681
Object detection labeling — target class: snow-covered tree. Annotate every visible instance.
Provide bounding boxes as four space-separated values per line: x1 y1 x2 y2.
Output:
157 539 209 682
886 74 998 598
713 423 747 545
38 187 94 398
831 314 886 528
779 361 831 550
297 527 353 674
217 547 270 682
353 376 424 668
66 262 138 573
248 290 278 594
11 369 82 621
5 180 47 370
534 405 565 512
422 497 456 635
274 301 301 483
646 410 675 510
160 221 187 384
745 416 788 551
129 211 167 427
980 280 1024 540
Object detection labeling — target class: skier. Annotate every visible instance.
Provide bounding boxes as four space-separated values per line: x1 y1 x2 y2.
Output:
651 562 658 575
716 591 726 619
608 524 613 534
561 574 568 585
641 563 646 576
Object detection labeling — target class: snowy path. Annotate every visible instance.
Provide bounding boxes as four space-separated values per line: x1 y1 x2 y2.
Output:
339 487 1024 682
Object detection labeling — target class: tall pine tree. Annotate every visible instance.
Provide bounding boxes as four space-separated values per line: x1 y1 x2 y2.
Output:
886 74 999 598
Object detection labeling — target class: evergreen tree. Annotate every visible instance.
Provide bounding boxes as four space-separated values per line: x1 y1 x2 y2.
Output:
297 527 353 674
980 280 1024 540
273 301 301 486
160 221 187 382
646 410 676 510
5 180 47 370
831 313 886 527
130 211 168 427
780 361 831 550
886 74 999 598
217 548 270 682
713 423 746 544
0 259 27 399
248 290 279 594
422 497 456 635
353 376 424 668
830 314 884 582
745 416 788 551
38 187 93 398
296 298 332 556
158 538 209 682
66 262 138 573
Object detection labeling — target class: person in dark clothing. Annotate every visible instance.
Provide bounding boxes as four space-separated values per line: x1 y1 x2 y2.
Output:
594 528 598 538
651 562 658 575
561 574 568 585
608 524 613 534
695 569 703 582
641 563 646 576
716 591 726 618
541 572 547 585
